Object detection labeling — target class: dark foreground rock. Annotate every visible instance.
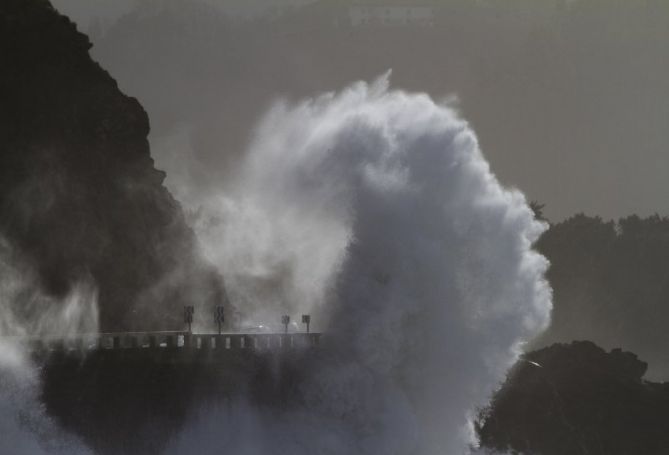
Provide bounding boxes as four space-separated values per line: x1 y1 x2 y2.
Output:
478 341 669 455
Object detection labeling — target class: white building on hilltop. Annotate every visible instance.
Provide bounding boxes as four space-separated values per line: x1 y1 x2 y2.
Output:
348 4 434 27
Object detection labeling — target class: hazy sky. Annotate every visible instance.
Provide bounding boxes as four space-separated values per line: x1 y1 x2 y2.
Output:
51 0 318 27
51 0 669 222
50 0 135 29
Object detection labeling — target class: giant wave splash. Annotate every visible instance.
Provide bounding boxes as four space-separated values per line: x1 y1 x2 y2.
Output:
170 74 552 454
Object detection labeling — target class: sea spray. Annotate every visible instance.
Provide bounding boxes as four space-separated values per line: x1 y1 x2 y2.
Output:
168 74 552 454
0 237 97 454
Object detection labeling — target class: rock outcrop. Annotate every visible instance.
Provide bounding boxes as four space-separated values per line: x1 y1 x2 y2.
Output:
478 341 669 455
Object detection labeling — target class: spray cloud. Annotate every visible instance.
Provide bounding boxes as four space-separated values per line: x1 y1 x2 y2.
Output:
168 74 552 454
0 237 97 454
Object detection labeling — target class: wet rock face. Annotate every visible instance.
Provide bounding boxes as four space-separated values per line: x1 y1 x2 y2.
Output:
0 0 226 331
478 341 669 455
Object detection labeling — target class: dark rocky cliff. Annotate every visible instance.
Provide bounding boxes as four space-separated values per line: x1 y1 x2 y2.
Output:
0 0 226 331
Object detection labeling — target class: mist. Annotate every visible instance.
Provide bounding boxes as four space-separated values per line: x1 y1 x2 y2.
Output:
0 237 97 454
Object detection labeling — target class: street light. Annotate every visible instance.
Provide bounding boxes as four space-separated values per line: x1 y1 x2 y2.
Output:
281 315 290 334
214 306 225 335
302 314 311 333
184 305 194 333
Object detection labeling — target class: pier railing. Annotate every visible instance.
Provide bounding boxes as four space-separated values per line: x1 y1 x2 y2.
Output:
23 332 321 353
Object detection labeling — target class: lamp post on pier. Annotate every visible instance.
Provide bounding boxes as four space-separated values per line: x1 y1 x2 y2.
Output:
214 306 225 335
184 306 194 334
